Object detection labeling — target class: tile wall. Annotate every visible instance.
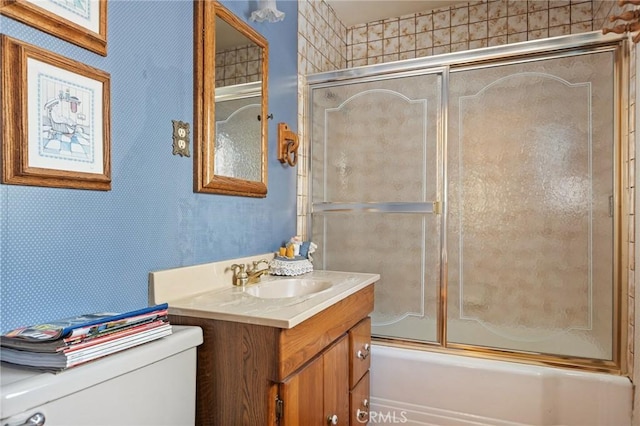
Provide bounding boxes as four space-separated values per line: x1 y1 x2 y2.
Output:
215 44 263 87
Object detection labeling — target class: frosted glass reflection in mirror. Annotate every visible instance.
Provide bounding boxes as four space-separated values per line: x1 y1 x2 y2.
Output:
215 82 262 181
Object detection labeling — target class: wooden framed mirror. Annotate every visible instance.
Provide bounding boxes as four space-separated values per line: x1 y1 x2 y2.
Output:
194 0 269 197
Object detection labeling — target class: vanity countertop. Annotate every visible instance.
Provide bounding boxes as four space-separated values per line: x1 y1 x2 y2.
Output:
149 254 379 329
166 270 377 329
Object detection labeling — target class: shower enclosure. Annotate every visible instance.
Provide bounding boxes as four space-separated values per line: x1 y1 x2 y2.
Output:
307 32 628 371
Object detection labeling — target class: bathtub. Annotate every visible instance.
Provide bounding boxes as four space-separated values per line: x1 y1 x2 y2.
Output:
369 345 632 426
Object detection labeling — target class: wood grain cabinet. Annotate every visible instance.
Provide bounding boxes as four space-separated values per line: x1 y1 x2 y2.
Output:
170 284 374 426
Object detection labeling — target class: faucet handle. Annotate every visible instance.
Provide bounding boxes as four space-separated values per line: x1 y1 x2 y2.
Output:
252 259 269 270
230 264 248 286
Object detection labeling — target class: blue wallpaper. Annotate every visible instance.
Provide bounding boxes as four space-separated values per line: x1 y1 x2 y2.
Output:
0 0 299 333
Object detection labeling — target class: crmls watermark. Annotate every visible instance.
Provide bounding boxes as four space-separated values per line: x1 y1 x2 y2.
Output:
357 410 408 424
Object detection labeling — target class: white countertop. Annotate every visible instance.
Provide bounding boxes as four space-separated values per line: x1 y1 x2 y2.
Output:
168 270 378 328
149 254 379 329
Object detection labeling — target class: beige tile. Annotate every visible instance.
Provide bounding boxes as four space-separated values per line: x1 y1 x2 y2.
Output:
549 24 571 36
416 30 434 49
433 27 452 46
399 34 416 52
451 41 469 52
470 39 489 49
384 20 400 38
529 10 549 30
383 53 400 63
507 14 527 34
528 28 549 40
400 17 416 36
368 22 383 41
384 37 400 55
352 25 367 44
451 5 469 26
489 17 508 36
452 24 470 43
434 9 451 29
529 0 549 12
416 13 433 32
570 21 592 33
470 2 489 23
351 43 367 61
489 0 508 19
488 35 508 46
571 1 593 24
508 31 528 43
550 5 571 26
507 0 528 15
399 50 417 60
368 39 383 56
470 21 488 40
416 47 434 57
433 44 452 55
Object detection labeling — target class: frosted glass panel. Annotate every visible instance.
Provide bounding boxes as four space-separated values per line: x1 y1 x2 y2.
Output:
312 212 440 341
447 52 615 359
311 72 442 343
215 97 261 181
311 74 439 204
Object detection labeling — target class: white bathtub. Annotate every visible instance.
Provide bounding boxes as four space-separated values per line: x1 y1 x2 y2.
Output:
369 345 632 426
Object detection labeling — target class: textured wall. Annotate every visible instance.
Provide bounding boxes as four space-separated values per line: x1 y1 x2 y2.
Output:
0 0 299 332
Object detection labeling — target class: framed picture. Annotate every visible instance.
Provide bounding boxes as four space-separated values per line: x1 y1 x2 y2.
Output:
1 35 111 190
0 0 107 56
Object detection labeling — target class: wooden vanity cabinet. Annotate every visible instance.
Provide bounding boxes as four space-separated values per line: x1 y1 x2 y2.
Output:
169 284 374 426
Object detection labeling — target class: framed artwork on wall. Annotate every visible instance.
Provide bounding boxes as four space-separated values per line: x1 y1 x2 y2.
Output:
0 0 107 56
1 35 111 190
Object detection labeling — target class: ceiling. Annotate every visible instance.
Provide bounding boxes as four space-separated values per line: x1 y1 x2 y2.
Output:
325 0 466 27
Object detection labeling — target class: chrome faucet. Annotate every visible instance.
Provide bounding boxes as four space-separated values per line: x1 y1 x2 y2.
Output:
230 259 270 286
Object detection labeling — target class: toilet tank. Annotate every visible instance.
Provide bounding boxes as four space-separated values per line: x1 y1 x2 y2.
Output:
0 325 203 426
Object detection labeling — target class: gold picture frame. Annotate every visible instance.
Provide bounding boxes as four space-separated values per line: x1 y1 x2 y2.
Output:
1 35 111 190
0 0 107 56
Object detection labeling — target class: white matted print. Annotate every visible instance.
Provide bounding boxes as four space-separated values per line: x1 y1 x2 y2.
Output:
32 0 101 34
27 57 104 174
1 35 111 190
0 0 107 56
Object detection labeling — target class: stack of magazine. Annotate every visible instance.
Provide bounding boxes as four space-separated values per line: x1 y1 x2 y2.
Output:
0 303 171 372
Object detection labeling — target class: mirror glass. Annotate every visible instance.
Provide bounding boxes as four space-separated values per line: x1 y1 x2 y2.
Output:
194 1 268 197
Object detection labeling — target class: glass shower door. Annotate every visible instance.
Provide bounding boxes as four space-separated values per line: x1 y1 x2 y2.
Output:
310 71 443 343
446 51 617 360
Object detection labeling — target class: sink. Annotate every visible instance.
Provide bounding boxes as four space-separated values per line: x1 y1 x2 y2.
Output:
245 279 333 299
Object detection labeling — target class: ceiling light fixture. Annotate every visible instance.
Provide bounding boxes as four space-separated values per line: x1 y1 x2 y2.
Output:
250 0 285 23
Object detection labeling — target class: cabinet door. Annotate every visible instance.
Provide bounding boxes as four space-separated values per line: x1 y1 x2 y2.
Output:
280 354 324 426
324 335 349 424
280 335 349 425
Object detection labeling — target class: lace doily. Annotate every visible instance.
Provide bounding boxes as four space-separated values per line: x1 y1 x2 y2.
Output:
269 257 313 276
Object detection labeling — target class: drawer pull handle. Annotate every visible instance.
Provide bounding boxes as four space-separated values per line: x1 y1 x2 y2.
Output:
357 343 370 360
17 413 45 426
327 414 338 424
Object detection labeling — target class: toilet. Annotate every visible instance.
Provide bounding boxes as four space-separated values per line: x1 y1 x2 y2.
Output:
0 325 203 426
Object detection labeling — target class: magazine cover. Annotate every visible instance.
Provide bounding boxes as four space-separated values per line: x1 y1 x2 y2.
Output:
1 303 169 343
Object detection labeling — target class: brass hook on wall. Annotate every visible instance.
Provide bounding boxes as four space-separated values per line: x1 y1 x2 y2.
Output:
277 122 299 167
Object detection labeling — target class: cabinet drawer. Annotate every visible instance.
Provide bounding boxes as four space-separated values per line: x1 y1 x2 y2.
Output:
349 317 371 387
350 371 370 425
